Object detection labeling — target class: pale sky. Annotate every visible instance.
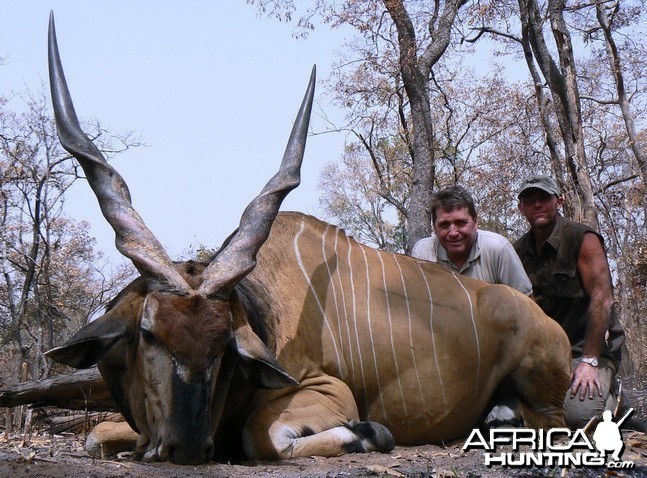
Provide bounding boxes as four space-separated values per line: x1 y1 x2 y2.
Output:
1 2 349 264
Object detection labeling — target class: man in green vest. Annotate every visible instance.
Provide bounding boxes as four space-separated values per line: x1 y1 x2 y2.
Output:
513 175 626 428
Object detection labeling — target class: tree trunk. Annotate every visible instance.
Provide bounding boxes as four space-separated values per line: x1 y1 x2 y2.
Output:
547 0 598 228
0 368 115 411
595 0 647 218
384 0 467 252
519 9 566 189
519 0 600 228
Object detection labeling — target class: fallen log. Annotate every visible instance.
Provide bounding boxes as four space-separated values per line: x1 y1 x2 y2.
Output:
46 411 123 434
0 368 116 411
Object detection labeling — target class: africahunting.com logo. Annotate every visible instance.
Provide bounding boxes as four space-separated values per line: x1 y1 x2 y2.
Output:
463 409 635 470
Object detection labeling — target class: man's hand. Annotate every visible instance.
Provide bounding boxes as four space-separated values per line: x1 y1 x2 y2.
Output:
570 362 602 400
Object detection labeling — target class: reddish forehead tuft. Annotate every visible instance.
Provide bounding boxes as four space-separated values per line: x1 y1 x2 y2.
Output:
149 293 232 373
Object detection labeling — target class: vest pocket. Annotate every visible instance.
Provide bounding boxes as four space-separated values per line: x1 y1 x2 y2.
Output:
552 269 585 299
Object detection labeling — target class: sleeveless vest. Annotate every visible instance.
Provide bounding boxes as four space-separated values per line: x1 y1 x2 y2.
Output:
513 216 625 362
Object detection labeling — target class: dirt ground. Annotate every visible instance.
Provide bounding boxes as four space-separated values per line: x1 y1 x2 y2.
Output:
0 430 645 478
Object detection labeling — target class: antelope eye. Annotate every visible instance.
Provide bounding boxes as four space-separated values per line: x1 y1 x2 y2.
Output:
141 328 156 344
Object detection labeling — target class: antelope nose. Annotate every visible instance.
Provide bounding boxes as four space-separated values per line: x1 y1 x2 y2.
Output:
160 436 214 465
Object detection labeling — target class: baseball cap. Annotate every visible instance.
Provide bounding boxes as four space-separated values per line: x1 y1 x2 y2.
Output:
517 175 561 198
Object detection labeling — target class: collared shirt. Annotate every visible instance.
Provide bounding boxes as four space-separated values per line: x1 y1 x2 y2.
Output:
411 230 533 295
513 215 625 360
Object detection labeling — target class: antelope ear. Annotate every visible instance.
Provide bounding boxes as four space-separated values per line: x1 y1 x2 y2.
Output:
46 314 130 368
232 324 298 389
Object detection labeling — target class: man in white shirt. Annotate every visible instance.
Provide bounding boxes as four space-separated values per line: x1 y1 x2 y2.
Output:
411 185 532 296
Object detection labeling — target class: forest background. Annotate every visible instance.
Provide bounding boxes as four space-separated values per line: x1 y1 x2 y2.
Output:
1 0 645 425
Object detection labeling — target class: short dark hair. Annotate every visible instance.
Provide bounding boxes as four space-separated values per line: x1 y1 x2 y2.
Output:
431 185 477 224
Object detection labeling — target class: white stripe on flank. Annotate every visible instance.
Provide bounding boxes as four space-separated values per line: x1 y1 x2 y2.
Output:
347 235 368 414
361 246 387 420
417 264 447 407
322 226 345 364
450 273 480 394
333 228 357 386
393 255 426 409
506 285 523 315
377 250 407 416
293 219 343 377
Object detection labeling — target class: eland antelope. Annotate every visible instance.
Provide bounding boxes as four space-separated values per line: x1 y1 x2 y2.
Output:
45 13 571 465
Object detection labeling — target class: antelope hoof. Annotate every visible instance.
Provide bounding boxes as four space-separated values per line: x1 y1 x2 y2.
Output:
343 420 395 453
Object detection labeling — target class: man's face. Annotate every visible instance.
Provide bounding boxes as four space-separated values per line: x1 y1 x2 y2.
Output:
517 188 563 230
433 206 478 266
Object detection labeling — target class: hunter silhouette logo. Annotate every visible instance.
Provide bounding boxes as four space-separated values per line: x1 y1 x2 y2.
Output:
592 409 632 462
463 408 636 470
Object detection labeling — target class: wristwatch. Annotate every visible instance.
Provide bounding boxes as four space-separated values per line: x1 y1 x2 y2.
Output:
579 356 599 367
